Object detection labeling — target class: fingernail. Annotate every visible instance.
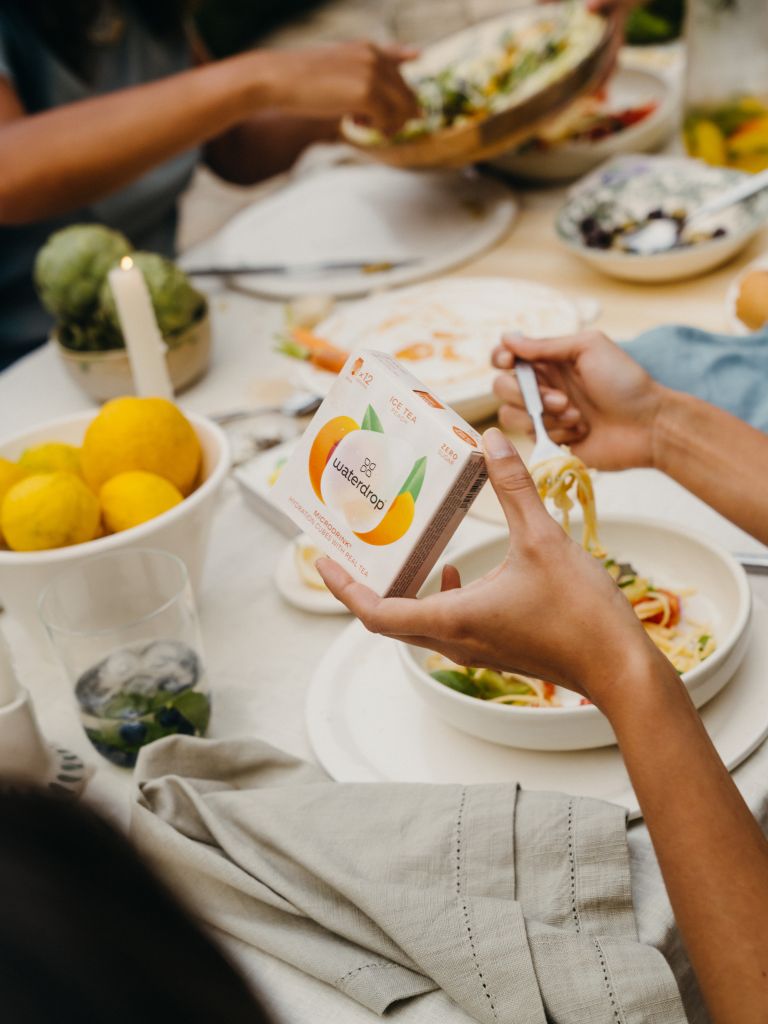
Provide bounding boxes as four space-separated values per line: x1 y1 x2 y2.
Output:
495 351 513 368
543 392 566 409
483 427 514 460
559 408 580 424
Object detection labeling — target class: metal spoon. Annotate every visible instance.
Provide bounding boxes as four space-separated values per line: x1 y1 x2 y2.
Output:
621 166 768 255
515 361 564 465
211 392 322 426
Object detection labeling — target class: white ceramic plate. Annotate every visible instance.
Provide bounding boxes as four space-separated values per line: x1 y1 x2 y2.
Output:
492 67 675 183
556 155 768 283
305 611 768 820
399 519 751 750
274 540 349 616
181 165 517 299
294 276 594 422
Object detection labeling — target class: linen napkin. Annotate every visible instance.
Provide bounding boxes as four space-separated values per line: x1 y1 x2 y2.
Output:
627 323 768 432
131 736 687 1024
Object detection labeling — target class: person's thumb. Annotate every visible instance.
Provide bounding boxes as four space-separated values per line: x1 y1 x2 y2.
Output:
482 428 545 531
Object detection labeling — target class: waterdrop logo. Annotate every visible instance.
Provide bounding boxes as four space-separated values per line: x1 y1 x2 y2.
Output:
308 403 427 545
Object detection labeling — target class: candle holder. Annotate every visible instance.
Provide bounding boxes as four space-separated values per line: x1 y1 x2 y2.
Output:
0 688 91 796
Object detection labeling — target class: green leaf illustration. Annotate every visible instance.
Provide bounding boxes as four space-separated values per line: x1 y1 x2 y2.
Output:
361 404 384 433
399 456 427 502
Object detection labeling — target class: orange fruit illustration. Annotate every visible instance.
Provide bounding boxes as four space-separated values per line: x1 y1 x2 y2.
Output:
355 491 415 546
308 415 358 500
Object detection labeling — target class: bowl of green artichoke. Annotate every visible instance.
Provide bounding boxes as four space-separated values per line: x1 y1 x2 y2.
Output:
35 224 210 402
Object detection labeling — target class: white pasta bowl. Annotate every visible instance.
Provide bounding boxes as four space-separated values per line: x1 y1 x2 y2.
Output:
0 411 229 644
398 517 752 751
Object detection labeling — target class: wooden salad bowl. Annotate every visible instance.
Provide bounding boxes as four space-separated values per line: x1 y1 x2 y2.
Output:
343 8 614 170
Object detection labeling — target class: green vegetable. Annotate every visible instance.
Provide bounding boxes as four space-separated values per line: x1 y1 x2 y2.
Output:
625 0 683 45
698 634 711 651
34 224 132 321
474 668 532 698
431 670 483 698
275 334 311 361
100 251 205 338
57 317 123 353
618 577 637 588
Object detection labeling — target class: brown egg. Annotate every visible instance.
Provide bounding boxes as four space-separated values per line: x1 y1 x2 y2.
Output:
735 269 768 330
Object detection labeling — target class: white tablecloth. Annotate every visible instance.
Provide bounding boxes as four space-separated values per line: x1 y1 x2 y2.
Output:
2 201 768 1024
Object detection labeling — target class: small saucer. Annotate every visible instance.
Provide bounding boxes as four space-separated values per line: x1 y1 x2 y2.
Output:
274 540 350 616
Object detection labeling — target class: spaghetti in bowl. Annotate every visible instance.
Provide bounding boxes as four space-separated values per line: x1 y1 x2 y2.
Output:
397 518 751 751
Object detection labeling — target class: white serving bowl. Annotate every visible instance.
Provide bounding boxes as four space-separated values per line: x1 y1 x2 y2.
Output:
398 517 751 751
492 67 676 184
0 411 230 644
556 155 768 283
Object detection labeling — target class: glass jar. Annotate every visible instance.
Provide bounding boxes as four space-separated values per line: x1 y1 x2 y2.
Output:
683 0 768 172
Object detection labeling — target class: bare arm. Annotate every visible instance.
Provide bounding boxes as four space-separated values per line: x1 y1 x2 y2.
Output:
492 331 768 545
317 430 768 1023
204 111 340 185
0 41 417 224
652 390 768 543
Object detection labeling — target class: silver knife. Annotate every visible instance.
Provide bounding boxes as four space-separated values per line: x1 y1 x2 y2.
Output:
185 258 419 277
735 552 768 575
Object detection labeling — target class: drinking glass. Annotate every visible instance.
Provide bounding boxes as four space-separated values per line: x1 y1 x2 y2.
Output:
683 0 768 172
39 549 210 768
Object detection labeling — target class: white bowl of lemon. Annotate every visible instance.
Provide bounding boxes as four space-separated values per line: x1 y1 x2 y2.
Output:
0 398 229 642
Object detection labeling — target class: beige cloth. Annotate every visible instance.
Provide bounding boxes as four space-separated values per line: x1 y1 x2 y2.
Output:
131 736 687 1023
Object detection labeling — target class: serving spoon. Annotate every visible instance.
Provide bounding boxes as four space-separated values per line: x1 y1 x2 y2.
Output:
515 360 564 465
621 166 768 255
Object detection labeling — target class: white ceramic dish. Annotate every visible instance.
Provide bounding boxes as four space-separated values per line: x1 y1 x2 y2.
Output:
0 411 229 643
725 254 768 335
293 276 596 423
180 165 517 300
556 155 768 283
274 539 349 616
305 611 768 820
493 67 675 183
399 518 751 750
234 439 299 537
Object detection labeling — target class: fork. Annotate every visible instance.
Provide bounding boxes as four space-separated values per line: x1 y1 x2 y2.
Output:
514 360 564 465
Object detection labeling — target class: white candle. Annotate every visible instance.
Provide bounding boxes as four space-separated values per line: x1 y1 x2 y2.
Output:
0 628 18 707
107 257 174 399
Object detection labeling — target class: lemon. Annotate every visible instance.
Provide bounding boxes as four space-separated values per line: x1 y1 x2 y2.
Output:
1 472 101 551
81 397 201 496
293 539 327 591
0 458 27 506
19 442 81 476
100 471 183 533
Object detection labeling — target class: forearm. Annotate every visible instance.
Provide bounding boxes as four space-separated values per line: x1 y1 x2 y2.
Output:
205 112 339 185
600 650 768 1023
652 388 768 545
0 51 275 224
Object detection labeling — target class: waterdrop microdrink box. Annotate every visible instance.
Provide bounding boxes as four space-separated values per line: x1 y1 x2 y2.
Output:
270 350 488 597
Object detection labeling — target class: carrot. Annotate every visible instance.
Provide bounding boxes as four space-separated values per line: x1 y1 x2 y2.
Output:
310 346 349 374
291 327 349 359
276 327 350 375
